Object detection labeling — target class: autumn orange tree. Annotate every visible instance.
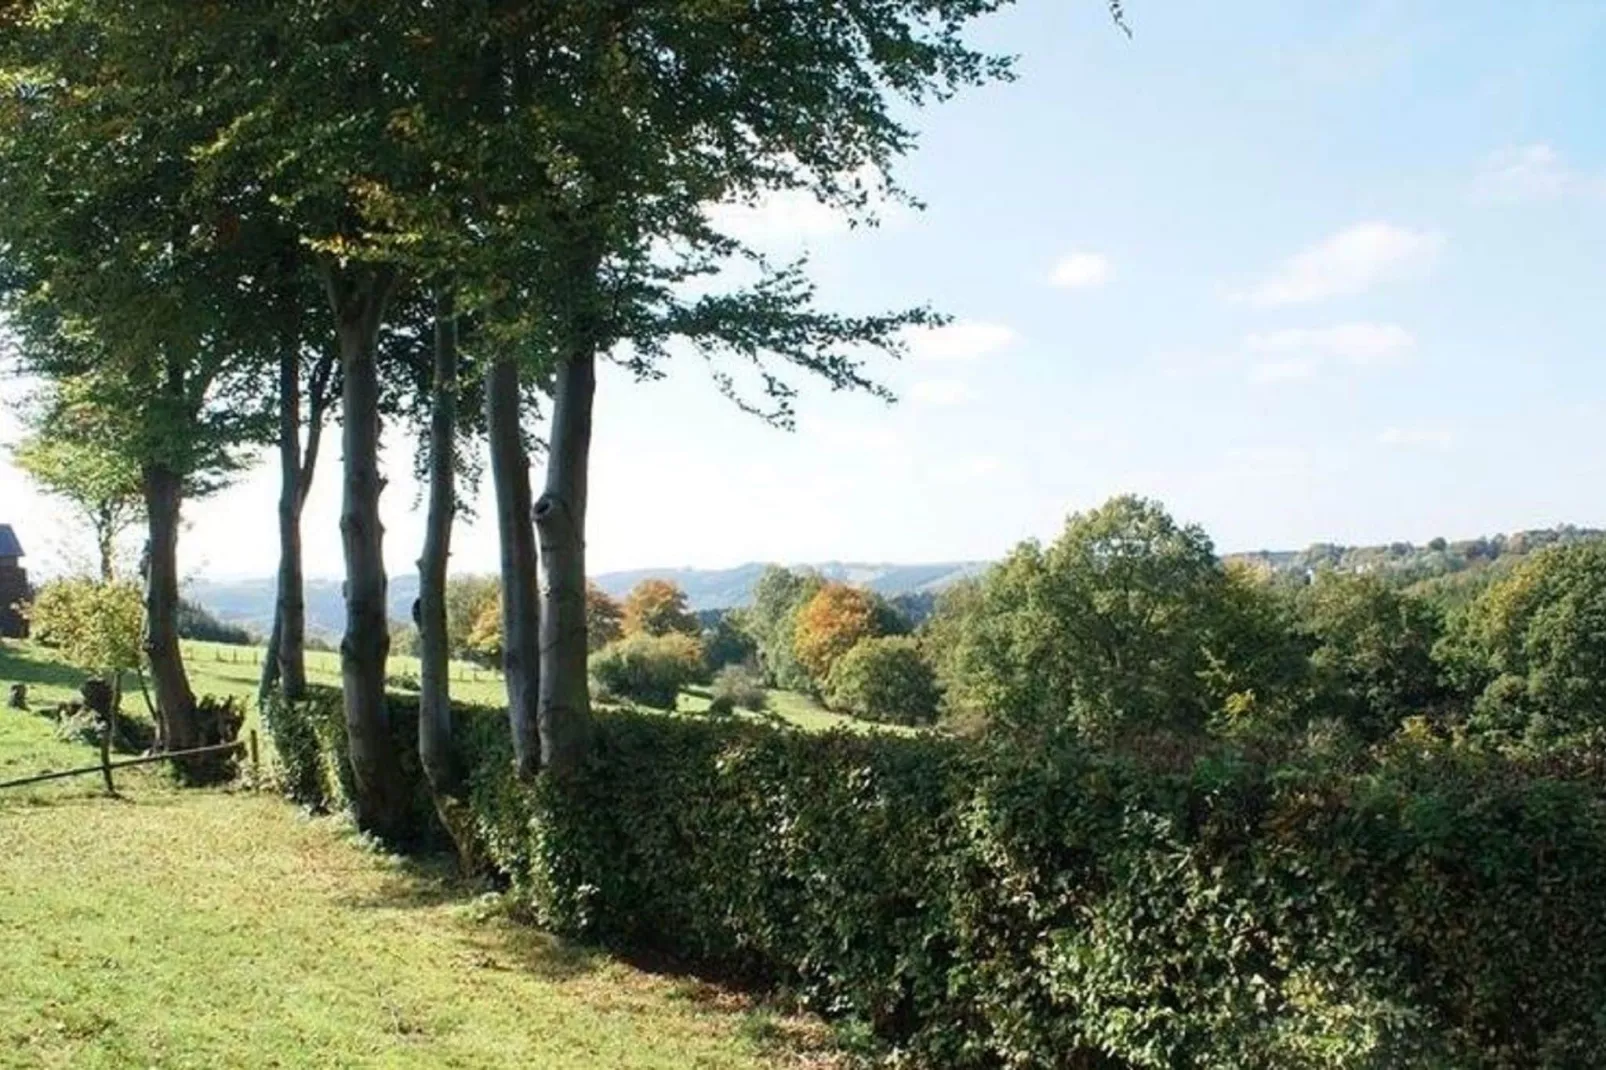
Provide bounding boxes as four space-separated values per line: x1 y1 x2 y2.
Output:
622 580 699 639
793 584 888 685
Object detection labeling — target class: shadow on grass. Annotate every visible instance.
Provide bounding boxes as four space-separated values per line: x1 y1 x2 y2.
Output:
0 644 87 698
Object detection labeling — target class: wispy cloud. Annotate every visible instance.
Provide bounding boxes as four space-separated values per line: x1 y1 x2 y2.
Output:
908 378 974 407
1239 222 1443 306
1473 143 1606 201
1248 323 1415 365
1379 427 1455 450
1049 251 1111 289
904 321 1018 362
1249 357 1322 384
1244 323 1414 385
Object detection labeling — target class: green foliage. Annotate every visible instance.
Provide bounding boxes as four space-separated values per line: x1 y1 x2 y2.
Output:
1440 541 1606 747
744 566 824 692
445 576 502 661
823 636 939 725
936 496 1288 742
26 578 144 679
701 610 758 673
1296 570 1450 740
175 599 254 647
710 664 768 713
589 634 706 709
460 713 1606 1069
258 685 443 848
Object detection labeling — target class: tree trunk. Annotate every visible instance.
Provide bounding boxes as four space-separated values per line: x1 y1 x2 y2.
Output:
142 463 199 770
486 356 541 778
95 503 115 583
534 350 595 777
327 265 407 843
418 290 459 798
274 339 311 701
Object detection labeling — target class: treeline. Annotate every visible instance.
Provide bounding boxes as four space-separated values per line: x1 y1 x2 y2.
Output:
265 496 1606 1066
0 0 1022 826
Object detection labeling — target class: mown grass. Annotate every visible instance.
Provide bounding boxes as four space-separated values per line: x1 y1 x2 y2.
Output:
0 642 837 1070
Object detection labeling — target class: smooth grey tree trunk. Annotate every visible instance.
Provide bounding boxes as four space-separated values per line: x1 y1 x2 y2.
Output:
141 463 199 767
327 266 408 843
533 350 595 777
418 291 459 797
486 356 541 778
260 343 331 704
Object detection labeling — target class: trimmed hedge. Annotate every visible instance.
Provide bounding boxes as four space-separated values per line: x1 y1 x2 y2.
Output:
266 692 1606 1068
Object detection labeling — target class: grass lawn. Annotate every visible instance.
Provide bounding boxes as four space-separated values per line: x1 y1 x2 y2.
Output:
0 643 836 1069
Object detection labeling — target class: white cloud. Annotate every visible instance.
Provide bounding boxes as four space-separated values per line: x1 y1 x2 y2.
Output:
1050 252 1111 289
1249 357 1321 384
1246 323 1415 366
1473 143 1606 201
904 321 1018 363
908 379 974 407
1378 427 1455 450
1240 222 1444 306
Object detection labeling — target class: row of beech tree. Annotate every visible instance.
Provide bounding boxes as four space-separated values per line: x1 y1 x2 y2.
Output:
0 2 1085 840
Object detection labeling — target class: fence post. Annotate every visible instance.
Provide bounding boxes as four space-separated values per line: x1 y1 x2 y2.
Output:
99 716 115 797
249 729 259 780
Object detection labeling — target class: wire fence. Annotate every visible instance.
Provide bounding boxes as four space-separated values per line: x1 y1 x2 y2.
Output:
178 641 500 685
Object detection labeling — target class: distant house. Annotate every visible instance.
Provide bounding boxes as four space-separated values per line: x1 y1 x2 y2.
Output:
0 525 30 638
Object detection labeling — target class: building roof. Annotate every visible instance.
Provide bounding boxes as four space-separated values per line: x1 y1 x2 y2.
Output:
0 525 23 558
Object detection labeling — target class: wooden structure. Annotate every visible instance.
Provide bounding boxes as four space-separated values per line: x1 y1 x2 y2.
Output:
0 525 28 639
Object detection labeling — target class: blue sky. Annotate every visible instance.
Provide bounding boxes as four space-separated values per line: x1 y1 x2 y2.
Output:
4 0 1605 580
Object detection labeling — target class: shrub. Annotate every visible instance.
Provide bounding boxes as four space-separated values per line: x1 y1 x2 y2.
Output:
471 716 1606 1068
823 636 938 724
588 633 704 708
259 685 449 849
710 664 768 713
176 599 255 645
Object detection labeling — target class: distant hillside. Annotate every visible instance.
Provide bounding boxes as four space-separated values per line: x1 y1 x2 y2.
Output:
185 560 988 639
185 526 1605 639
1225 525 1606 587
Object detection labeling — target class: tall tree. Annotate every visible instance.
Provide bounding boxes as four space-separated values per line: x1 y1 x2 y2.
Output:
11 380 144 581
0 8 269 771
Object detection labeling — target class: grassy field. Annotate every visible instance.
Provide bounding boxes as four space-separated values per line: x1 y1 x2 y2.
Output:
0 642 836 1069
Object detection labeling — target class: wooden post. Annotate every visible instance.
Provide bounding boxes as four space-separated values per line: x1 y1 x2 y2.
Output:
99 715 115 797
249 729 260 779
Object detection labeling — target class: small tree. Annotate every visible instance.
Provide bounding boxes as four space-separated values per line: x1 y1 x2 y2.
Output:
824 637 940 725
12 382 143 582
745 566 824 691
586 583 624 652
622 580 699 639
793 583 887 686
27 578 143 711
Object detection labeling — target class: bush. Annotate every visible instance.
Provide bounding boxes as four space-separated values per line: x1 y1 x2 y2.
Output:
710 664 767 713
588 633 704 709
262 685 1606 1067
823 636 938 724
259 685 450 849
468 716 1606 1068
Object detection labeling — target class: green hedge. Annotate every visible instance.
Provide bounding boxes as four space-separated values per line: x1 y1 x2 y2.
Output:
265 692 1606 1067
